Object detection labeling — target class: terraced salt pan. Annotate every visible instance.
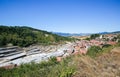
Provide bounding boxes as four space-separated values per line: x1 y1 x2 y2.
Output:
0 43 73 67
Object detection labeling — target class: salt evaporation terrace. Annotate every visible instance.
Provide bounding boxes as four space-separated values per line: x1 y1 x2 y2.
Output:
0 43 73 67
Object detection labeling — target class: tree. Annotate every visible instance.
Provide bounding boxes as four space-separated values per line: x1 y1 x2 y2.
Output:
90 34 100 39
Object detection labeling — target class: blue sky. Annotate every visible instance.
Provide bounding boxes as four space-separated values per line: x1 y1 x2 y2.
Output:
0 0 120 33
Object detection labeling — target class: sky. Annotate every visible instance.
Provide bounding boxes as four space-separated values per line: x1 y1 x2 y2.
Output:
0 0 120 33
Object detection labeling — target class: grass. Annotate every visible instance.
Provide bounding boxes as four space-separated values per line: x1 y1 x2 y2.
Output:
0 57 76 77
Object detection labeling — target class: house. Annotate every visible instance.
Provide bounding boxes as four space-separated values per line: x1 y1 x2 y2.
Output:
56 57 62 62
80 48 87 54
107 41 116 45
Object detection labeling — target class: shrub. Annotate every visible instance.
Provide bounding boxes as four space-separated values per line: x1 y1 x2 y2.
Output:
102 44 111 48
90 34 100 39
87 46 102 58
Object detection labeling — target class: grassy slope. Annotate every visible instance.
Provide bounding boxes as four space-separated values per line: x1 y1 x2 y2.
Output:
73 45 120 77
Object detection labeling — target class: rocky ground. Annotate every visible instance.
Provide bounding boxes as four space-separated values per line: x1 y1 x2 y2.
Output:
73 47 120 77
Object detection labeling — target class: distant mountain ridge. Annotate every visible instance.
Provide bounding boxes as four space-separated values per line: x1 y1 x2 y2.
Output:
53 31 120 36
98 31 120 34
52 32 91 36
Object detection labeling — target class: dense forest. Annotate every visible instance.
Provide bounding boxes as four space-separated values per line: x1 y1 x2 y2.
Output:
0 25 73 47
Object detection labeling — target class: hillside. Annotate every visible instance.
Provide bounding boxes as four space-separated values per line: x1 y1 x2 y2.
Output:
73 47 120 77
0 26 72 47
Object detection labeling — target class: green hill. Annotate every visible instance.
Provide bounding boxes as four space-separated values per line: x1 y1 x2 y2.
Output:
0 25 73 47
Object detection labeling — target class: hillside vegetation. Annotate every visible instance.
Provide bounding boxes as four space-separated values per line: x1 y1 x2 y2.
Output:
73 46 120 77
0 26 73 47
0 56 76 77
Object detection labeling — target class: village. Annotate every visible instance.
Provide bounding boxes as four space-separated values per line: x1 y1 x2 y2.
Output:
70 34 118 54
0 33 119 69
